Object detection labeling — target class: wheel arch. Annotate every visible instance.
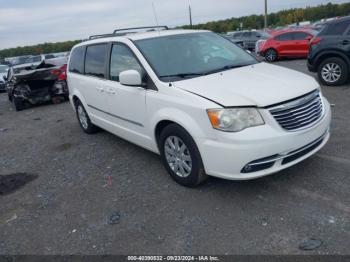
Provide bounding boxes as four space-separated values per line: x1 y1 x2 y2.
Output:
70 89 88 113
315 51 350 69
152 108 211 153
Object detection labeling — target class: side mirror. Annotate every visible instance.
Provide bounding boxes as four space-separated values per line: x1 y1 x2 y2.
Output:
119 70 144 87
3 75 7 81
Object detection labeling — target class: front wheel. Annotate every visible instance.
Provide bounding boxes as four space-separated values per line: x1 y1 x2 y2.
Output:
12 97 26 111
159 124 207 187
318 57 348 86
75 100 99 134
265 48 278 62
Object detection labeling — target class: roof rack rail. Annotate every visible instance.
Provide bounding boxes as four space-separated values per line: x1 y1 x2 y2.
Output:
113 26 168 35
89 34 116 40
87 26 169 41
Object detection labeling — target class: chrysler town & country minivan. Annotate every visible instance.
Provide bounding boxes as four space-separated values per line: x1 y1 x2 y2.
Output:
67 27 331 187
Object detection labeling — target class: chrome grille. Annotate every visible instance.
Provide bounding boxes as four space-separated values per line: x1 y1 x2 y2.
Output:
269 90 324 131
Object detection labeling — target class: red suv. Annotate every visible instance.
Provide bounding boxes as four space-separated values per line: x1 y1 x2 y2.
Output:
257 30 316 62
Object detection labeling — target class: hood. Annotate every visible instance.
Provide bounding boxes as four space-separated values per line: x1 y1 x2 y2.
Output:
173 62 319 107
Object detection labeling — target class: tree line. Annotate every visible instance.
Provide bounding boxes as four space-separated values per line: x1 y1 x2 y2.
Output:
0 40 81 59
1 2 349 59
183 2 350 32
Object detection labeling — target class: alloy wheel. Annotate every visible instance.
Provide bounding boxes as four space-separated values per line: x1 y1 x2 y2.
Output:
321 63 342 83
77 105 88 130
266 49 277 62
164 136 192 177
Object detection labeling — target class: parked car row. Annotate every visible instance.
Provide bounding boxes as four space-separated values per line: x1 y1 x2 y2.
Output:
253 16 350 86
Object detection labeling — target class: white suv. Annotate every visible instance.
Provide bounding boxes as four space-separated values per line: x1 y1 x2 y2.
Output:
67 27 331 187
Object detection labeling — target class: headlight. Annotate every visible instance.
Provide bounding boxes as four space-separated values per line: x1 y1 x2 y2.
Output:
207 108 264 132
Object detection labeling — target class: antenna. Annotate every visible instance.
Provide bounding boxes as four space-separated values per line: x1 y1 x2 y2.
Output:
152 2 159 27
188 0 193 28
189 5 193 28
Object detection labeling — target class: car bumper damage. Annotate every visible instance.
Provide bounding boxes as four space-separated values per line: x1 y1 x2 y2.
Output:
7 62 68 109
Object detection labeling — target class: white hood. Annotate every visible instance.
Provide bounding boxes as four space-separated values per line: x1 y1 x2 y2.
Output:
173 62 319 107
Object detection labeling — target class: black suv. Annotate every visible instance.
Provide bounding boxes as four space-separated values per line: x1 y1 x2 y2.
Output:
307 16 350 86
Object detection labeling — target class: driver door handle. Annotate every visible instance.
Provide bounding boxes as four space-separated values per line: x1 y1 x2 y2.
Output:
342 40 350 45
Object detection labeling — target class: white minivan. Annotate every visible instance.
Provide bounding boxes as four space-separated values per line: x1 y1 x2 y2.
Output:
67 27 331 187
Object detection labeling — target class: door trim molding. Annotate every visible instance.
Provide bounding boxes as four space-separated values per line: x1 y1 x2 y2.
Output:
88 104 144 127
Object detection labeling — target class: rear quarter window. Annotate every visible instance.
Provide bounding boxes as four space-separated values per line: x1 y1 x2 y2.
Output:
69 46 85 74
293 32 310 40
320 20 350 36
85 44 108 78
275 33 293 41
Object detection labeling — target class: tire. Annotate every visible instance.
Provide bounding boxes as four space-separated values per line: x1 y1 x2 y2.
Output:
317 57 348 86
75 100 99 134
265 48 278 62
12 97 26 111
159 124 207 187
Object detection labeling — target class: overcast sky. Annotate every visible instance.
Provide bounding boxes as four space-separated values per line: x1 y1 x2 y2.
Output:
0 0 348 49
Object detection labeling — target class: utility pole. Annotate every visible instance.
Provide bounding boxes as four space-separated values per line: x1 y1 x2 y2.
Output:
189 5 193 28
264 0 268 29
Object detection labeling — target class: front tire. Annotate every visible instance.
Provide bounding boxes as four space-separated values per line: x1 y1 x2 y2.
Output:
265 48 278 62
318 57 348 86
159 124 207 187
75 100 99 134
13 97 26 111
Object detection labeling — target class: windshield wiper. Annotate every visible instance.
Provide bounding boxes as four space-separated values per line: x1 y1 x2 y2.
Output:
159 64 253 80
203 64 252 75
159 72 205 79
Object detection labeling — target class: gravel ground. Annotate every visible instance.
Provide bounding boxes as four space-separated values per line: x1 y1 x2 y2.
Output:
0 59 349 255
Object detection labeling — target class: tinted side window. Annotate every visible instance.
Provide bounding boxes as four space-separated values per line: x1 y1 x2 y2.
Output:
69 46 85 74
242 32 251 37
85 44 107 78
110 44 143 82
275 33 293 41
293 32 310 40
233 33 242 38
252 32 260 37
321 20 350 36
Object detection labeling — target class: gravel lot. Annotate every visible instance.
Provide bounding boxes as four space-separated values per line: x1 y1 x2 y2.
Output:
0 59 349 255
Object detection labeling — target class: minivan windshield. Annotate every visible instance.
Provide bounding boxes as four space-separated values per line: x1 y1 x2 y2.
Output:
135 32 258 82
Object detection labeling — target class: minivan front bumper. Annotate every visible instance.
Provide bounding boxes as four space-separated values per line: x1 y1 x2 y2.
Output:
197 97 331 180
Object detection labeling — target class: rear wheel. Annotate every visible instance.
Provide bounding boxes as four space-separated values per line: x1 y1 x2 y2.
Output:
159 124 207 187
75 100 99 134
318 57 348 86
265 48 278 62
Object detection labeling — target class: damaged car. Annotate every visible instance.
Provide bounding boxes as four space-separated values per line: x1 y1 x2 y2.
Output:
6 61 68 111
0 64 9 92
